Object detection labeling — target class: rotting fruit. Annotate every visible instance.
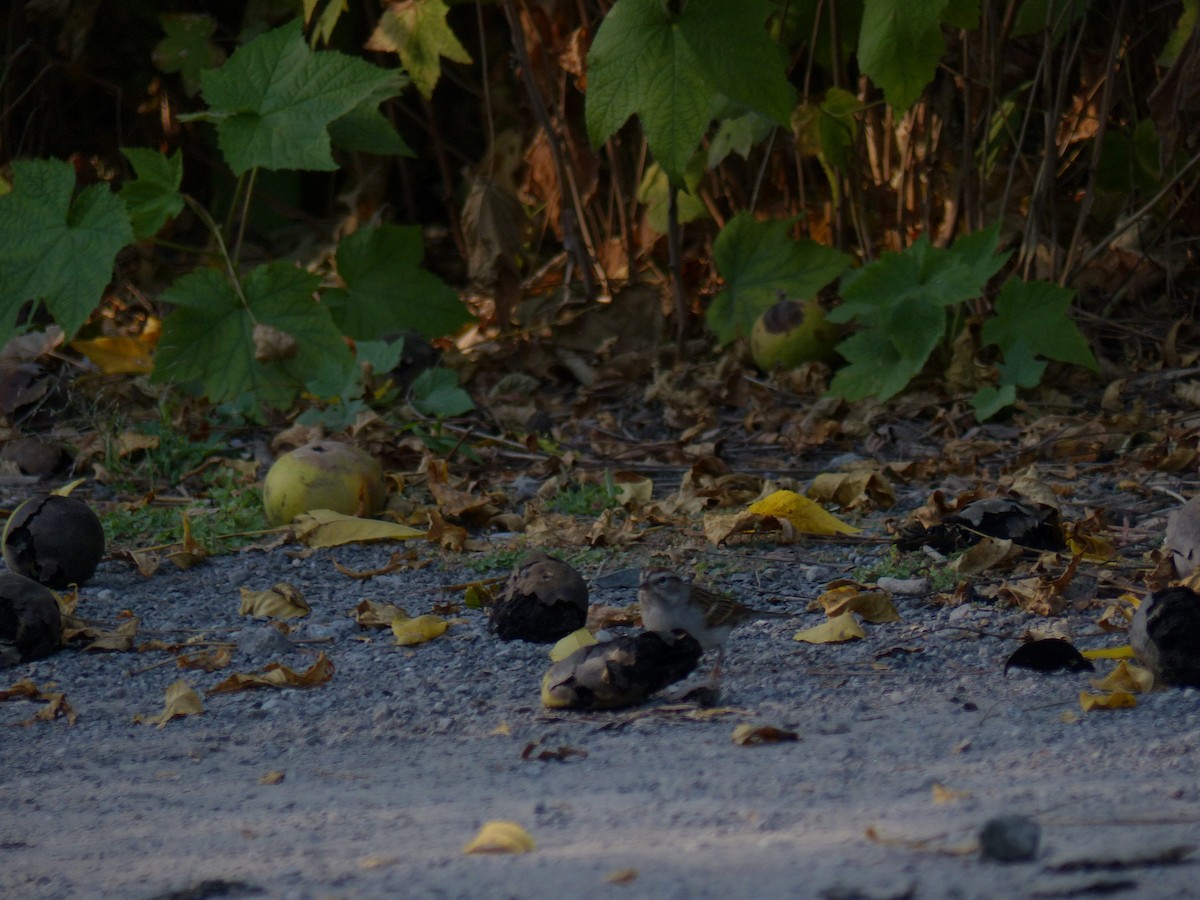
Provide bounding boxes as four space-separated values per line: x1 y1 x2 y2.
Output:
750 298 841 371
2 495 105 588
262 441 386 526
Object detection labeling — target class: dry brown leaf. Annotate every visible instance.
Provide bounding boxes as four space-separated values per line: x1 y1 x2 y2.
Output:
426 509 467 552
951 537 1019 575
807 470 896 510
605 868 639 885
85 616 139 652
133 679 204 727
932 783 971 804
206 652 335 695
177 647 233 671
731 723 800 745
351 599 409 629
239 583 311 620
1090 660 1154 694
252 322 299 362
259 771 286 785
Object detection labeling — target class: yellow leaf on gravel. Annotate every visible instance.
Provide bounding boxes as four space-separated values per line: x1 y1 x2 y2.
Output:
951 537 1019 575
1079 689 1136 712
351 599 409 628
1081 645 1135 660
748 489 861 535
794 613 866 643
550 627 597 662
818 584 901 623
134 679 204 727
731 723 799 745
239 582 311 619
293 509 425 548
932 783 971 804
391 614 448 645
207 652 335 695
807 470 895 510
463 820 536 854
1091 660 1154 693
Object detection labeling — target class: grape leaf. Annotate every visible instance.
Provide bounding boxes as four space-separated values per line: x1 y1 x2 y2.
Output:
410 367 474 417
120 148 184 239
828 296 946 402
193 20 405 174
153 13 227 96
366 0 472 99
982 278 1098 371
328 100 413 156
857 0 948 113
586 0 794 185
708 212 851 345
154 262 353 410
0 158 133 344
324 224 470 340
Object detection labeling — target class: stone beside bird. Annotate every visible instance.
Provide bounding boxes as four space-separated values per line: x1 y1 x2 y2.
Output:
637 566 789 674
1130 586 1200 688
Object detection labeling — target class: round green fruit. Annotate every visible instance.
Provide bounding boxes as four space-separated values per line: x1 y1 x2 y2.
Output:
3 495 106 588
262 441 386 526
750 298 841 371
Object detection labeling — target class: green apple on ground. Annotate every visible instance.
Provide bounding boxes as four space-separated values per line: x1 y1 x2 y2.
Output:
262 441 386 526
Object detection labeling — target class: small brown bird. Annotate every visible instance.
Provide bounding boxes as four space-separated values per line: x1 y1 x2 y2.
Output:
637 566 788 675
1130 586 1200 688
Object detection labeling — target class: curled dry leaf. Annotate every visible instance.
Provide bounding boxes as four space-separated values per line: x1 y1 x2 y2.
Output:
462 820 536 855
1090 660 1154 694
520 741 588 762
731 723 799 745
793 612 866 644
206 652 334 695
950 537 1019 576
239 582 311 620
85 616 139 653
351 599 409 628
807 470 896 510
133 679 204 727
818 583 901 623
177 647 232 672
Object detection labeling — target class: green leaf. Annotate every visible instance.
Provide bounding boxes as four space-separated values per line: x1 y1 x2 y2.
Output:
153 13 227 96
827 297 946 401
857 0 948 113
153 262 353 410
587 0 794 184
308 0 348 46
0 158 133 343
365 0 472 99
324 224 470 340
981 278 1098 371
194 20 406 174
120 148 184 240
635 160 709 235
328 100 413 156
995 338 1046 388
971 384 1017 421
708 212 852 345
708 109 776 168
410 367 474 417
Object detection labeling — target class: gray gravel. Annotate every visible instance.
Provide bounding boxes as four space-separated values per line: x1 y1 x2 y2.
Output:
2 518 1199 899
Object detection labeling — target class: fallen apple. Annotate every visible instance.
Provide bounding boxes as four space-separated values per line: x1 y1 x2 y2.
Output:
262 441 386 526
749 297 842 371
0 572 63 667
2 494 106 588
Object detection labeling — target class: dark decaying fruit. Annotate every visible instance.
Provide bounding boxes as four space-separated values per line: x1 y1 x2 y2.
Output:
0 572 63 667
3 495 106 588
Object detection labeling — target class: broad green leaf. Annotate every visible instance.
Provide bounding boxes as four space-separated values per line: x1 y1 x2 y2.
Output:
858 0 948 113
945 223 1010 287
120 148 184 239
194 20 405 174
410 367 474 417
328 101 413 156
153 13 227 96
365 0 472 99
1160 0 1198 65
708 212 852 345
827 296 945 401
971 384 1017 421
587 0 794 184
0 158 133 343
154 262 353 410
981 278 1098 371
708 109 776 168
324 224 470 340
995 338 1046 388
636 160 709 235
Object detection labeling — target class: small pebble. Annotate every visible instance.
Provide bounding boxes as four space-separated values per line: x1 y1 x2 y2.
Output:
979 813 1040 862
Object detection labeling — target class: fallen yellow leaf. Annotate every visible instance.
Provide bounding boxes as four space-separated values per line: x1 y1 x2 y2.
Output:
818 584 901 623
134 679 204 727
794 612 866 644
463 820 536 854
207 652 335 695
293 509 425 548
549 627 598 662
1090 660 1154 693
951 537 1019 575
1081 645 1135 660
351 599 409 628
391 614 448 646
932 783 971 805
731 723 799 745
748 489 862 535
70 333 157 374
259 771 286 785
1079 689 1137 712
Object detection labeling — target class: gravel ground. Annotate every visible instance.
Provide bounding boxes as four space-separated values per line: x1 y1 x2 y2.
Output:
2 501 1199 900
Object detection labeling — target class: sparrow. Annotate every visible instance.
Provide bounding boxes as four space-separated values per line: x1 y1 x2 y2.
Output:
637 566 788 674
1129 586 1200 688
